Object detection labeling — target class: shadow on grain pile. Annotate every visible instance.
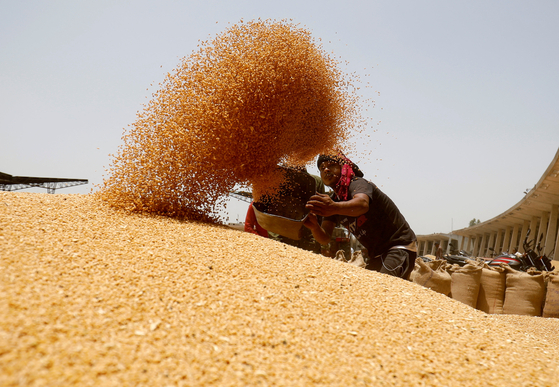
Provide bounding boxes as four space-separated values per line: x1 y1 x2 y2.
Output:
2 192 559 386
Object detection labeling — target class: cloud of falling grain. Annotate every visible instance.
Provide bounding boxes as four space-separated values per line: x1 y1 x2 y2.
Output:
97 19 363 221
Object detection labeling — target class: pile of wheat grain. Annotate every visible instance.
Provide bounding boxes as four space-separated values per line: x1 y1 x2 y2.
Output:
2 192 559 386
97 19 362 221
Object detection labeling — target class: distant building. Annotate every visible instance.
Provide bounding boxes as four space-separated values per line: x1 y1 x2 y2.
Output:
417 147 559 261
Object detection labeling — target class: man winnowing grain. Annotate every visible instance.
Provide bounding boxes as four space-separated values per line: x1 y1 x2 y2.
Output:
304 152 417 280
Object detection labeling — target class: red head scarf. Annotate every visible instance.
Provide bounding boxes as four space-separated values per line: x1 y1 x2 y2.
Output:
335 154 356 200
317 151 363 201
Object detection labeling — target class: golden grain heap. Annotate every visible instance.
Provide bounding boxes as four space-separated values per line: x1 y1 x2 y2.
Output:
3 192 559 386
98 19 360 221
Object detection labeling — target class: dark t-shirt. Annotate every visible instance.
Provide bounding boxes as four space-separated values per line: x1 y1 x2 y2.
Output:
325 177 416 258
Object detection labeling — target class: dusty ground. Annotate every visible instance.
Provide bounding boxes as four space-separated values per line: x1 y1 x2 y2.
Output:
1 192 559 386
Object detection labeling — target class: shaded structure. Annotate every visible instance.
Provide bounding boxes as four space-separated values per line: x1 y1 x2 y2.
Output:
419 147 559 262
228 191 252 203
0 172 88 194
416 233 464 257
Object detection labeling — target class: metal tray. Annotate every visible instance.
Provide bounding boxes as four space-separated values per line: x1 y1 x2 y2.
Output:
253 167 317 240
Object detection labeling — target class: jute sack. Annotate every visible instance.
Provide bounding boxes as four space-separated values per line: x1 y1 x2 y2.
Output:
448 262 482 308
476 263 506 314
334 250 366 268
335 250 347 262
542 271 559 318
409 262 420 283
503 266 546 316
348 251 367 268
410 258 451 296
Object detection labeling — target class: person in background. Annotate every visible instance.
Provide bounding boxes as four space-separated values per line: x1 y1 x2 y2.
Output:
434 242 444 260
304 152 417 280
244 202 268 237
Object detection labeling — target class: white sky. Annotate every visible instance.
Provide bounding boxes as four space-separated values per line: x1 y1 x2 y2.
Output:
2 0 558 235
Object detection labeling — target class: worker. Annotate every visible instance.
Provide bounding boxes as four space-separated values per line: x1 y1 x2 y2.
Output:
434 242 444 260
244 202 268 237
303 152 417 280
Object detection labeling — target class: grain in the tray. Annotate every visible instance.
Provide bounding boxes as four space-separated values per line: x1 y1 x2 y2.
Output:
97 19 363 220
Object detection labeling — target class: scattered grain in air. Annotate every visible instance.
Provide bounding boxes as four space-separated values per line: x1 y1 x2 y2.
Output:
96 19 368 220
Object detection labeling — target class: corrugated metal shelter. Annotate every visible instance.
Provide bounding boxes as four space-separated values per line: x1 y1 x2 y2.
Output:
450 147 559 260
0 172 88 194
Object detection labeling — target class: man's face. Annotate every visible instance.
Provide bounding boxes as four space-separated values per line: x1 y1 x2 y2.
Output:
319 160 342 188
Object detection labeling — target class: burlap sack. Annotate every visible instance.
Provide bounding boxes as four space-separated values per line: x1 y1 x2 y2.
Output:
503 266 545 316
334 250 366 268
348 251 366 268
448 263 482 308
476 263 506 314
542 271 559 318
411 258 451 296
409 262 421 282
335 250 347 262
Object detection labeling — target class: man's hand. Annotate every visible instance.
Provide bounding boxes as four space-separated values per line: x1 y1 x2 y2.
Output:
305 192 338 217
303 214 335 245
303 212 320 230
307 192 370 218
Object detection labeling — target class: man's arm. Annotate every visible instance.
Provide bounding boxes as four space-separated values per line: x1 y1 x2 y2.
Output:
303 214 335 245
305 192 369 218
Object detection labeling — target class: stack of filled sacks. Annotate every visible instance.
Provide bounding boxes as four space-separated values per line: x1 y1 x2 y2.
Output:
410 258 559 318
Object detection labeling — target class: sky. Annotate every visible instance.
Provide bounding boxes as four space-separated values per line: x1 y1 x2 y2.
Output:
2 0 558 235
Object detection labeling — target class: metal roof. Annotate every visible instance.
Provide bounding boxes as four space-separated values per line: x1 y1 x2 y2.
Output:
0 172 88 194
453 147 559 236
